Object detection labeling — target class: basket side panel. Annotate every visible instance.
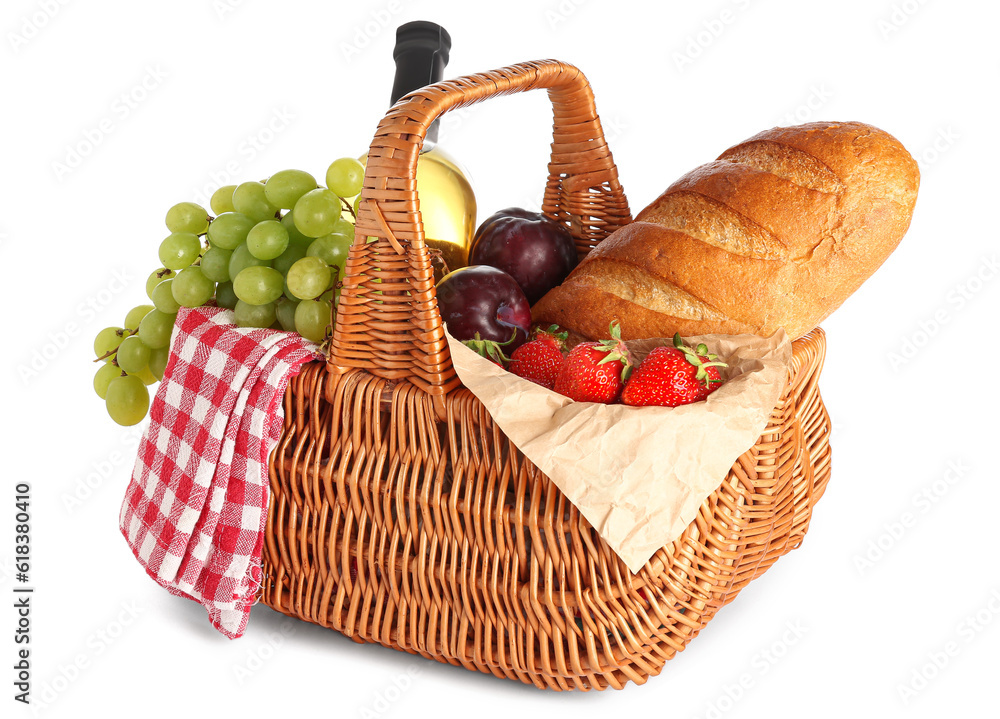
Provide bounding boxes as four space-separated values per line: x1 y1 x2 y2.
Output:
262 368 687 690
633 329 831 663
786 329 831 546
261 332 833 692
635 382 796 661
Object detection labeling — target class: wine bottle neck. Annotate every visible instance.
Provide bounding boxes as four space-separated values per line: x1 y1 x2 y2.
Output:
391 21 451 145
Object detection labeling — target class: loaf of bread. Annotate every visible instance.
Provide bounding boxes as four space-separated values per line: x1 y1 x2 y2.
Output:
531 121 920 341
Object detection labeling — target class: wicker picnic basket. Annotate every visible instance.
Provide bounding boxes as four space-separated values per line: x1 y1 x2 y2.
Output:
259 59 832 691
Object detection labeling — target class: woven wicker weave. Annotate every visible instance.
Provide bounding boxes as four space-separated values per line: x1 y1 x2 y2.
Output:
260 59 832 691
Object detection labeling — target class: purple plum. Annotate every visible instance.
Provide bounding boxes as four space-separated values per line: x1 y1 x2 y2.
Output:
469 208 578 304
435 265 531 350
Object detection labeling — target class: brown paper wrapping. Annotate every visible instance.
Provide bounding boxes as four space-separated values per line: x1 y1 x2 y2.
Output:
444 329 794 573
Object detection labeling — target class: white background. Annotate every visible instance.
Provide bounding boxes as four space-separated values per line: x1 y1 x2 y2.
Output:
2 0 998 717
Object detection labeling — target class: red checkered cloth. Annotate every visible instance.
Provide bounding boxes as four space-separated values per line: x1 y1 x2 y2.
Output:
119 306 320 639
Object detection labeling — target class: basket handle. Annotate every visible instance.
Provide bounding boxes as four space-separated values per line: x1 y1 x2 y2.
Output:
328 59 632 401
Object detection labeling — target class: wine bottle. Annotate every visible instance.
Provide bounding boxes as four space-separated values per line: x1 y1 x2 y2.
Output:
362 21 477 278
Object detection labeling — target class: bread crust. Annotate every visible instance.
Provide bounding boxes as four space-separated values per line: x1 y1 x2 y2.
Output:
532 121 919 341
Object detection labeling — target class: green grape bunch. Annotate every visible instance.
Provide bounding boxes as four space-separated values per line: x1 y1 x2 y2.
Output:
93 157 367 427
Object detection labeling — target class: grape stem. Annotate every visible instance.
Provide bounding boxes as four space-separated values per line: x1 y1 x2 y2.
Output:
341 196 357 220
428 247 449 277
317 326 333 357
94 329 132 362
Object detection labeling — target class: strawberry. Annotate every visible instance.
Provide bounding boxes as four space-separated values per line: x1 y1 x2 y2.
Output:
553 320 633 403
509 325 567 389
621 333 728 407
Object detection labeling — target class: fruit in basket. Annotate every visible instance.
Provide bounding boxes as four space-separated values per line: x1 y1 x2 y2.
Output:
234 300 277 329
306 232 352 269
233 181 279 223
469 208 578 304
435 265 531 349
145 268 176 299
137 309 176 349
325 157 364 198
90 156 363 426
199 247 232 283
158 232 201 270
172 267 216 308
293 188 342 237
233 266 284 306
293 299 330 342
286 257 332 300
208 212 255 250
105 374 150 426
116 335 152 375
94 326 127 361
148 346 169 380
264 169 317 209
246 220 290 260
152 280 181 314
93 362 121 399
621 334 728 407
553 320 632 403
210 185 237 215
508 325 567 390
165 202 210 235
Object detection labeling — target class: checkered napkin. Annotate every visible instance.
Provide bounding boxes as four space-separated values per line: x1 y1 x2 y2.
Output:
119 306 320 639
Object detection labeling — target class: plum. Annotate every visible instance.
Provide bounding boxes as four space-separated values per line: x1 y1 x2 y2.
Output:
469 208 578 305
435 265 531 350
